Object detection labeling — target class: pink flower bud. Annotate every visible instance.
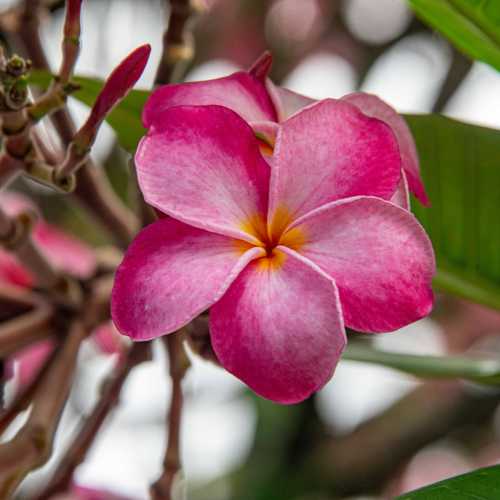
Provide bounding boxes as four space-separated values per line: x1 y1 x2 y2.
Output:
248 51 273 81
84 44 151 134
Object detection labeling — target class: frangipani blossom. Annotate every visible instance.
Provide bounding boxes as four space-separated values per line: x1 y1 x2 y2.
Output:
111 101 435 404
143 51 427 208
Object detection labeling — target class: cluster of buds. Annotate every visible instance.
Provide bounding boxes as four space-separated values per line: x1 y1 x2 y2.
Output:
0 52 31 112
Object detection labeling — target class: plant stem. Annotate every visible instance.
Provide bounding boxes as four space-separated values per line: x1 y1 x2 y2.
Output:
35 342 151 500
151 332 190 500
0 321 86 497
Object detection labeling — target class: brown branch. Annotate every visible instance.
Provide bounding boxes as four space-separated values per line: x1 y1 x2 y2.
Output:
0 288 53 358
151 332 190 500
0 321 86 497
35 342 152 500
0 340 58 435
13 2 139 248
304 380 500 496
155 0 203 85
0 206 81 305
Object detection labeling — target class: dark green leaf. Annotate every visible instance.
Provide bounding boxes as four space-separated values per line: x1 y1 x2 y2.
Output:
406 114 500 310
408 0 500 71
29 70 148 152
397 465 500 499
343 344 500 384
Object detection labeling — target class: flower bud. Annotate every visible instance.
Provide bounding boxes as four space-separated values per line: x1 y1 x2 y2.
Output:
75 44 151 150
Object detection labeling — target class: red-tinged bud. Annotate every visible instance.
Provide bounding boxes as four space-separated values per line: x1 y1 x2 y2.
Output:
248 51 273 81
79 44 151 144
56 44 151 179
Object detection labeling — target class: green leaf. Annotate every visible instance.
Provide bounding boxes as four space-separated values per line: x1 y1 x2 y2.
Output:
29 70 148 152
396 465 500 499
408 0 500 71
343 344 500 384
405 114 500 310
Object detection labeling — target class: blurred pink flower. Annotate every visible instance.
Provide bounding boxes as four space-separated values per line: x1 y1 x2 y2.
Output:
4 338 55 389
143 51 428 208
0 192 126 389
0 192 96 283
112 99 435 403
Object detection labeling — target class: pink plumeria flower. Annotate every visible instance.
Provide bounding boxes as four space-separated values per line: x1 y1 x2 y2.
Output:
143 51 427 209
4 338 55 389
111 99 435 404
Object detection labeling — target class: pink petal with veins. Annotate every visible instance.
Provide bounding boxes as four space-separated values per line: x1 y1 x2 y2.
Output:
136 105 271 245
268 98 402 227
111 217 264 341
143 71 277 129
210 247 345 404
342 92 429 205
288 196 435 332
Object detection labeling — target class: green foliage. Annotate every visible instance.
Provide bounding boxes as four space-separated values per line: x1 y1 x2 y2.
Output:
397 465 500 499
343 343 500 384
406 114 500 310
408 0 500 71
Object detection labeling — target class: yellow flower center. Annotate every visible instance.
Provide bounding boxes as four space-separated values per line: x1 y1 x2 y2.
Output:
238 205 306 270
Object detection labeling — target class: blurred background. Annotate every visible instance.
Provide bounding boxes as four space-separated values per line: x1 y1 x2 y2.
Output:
2 0 500 499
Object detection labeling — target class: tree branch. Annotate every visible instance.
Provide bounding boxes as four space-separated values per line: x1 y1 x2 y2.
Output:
0 321 86 497
35 342 152 500
151 332 190 500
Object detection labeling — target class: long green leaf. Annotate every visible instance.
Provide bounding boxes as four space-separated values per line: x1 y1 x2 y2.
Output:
406 113 500 310
29 71 149 152
343 344 500 384
408 0 500 72
397 465 500 499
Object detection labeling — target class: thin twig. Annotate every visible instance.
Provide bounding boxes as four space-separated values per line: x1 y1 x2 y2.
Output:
151 332 190 500
155 0 202 85
35 342 152 500
13 1 139 248
0 205 81 305
0 321 86 497
0 289 53 358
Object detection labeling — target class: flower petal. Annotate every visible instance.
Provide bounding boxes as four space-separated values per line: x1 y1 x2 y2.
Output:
268 99 402 229
33 221 96 279
91 322 127 356
210 247 346 404
143 72 277 129
7 339 55 388
136 105 271 244
287 196 435 332
0 250 33 288
391 170 410 210
111 218 264 341
267 83 316 121
342 92 429 205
